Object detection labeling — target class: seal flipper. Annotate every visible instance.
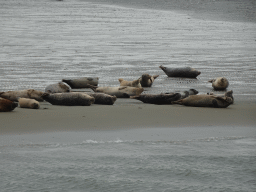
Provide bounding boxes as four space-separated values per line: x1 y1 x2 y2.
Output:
212 99 219 108
153 75 159 79
118 86 127 90
208 79 215 83
87 85 98 92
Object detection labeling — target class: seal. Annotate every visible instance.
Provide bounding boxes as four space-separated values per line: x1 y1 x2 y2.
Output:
172 95 233 108
18 98 40 109
62 77 99 89
0 98 18 112
87 93 117 105
208 77 229 90
45 82 71 93
139 74 159 87
165 89 199 99
88 85 144 98
42 92 95 106
0 89 44 102
130 93 181 104
118 78 142 88
159 65 201 78
207 90 234 104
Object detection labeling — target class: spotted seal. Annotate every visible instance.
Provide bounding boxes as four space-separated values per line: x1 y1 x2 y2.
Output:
0 89 44 102
42 92 95 106
159 65 201 78
172 95 233 108
62 77 99 89
139 74 159 87
130 93 181 104
45 82 71 93
18 98 40 109
208 77 229 90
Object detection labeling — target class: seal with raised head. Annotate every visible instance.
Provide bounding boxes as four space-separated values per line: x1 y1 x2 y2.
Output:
0 98 18 112
87 93 117 105
139 74 159 87
42 92 95 106
62 77 99 89
45 82 71 93
18 98 40 109
0 89 44 102
130 93 181 104
207 90 234 104
88 85 144 98
172 95 233 108
118 78 142 88
159 65 201 78
208 77 229 90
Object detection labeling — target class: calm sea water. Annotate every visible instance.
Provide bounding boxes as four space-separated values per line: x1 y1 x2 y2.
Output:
1 129 256 192
1 0 256 191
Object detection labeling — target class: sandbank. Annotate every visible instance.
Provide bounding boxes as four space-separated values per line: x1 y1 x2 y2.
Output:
1 98 255 135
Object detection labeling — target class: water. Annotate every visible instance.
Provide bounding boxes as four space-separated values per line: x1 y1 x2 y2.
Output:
1 129 256 192
0 0 256 100
1 0 256 191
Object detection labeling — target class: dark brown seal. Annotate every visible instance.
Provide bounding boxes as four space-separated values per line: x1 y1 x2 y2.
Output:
159 65 201 78
45 82 71 93
130 93 181 104
208 77 229 90
0 89 44 102
0 98 18 112
172 95 233 108
42 92 95 106
139 74 159 87
62 77 99 89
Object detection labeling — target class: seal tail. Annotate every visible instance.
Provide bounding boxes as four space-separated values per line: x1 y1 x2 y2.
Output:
171 99 183 105
130 96 139 100
87 84 98 92
208 79 215 83
153 75 159 79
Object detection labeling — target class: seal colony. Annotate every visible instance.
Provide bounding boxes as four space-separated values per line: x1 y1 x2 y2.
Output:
0 66 234 112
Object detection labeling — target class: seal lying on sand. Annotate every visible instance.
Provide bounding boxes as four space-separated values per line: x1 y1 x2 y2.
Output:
62 77 99 89
88 85 144 98
0 89 44 102
208 77 229 90
172 95 233 108
159 65 201 78
207 90 234 104
118 78 142 88
166 89 199 99
42 92 95 106
87 93 117 105
139 74 159 87
45 82 71 93
130 93 181 105
18 98 40 109
0 98 18 112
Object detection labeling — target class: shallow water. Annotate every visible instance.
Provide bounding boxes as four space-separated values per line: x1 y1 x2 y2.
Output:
0 0 256 100
1 128 256 192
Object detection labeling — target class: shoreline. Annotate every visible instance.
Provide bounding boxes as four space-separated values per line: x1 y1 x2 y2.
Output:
1 98 255 135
